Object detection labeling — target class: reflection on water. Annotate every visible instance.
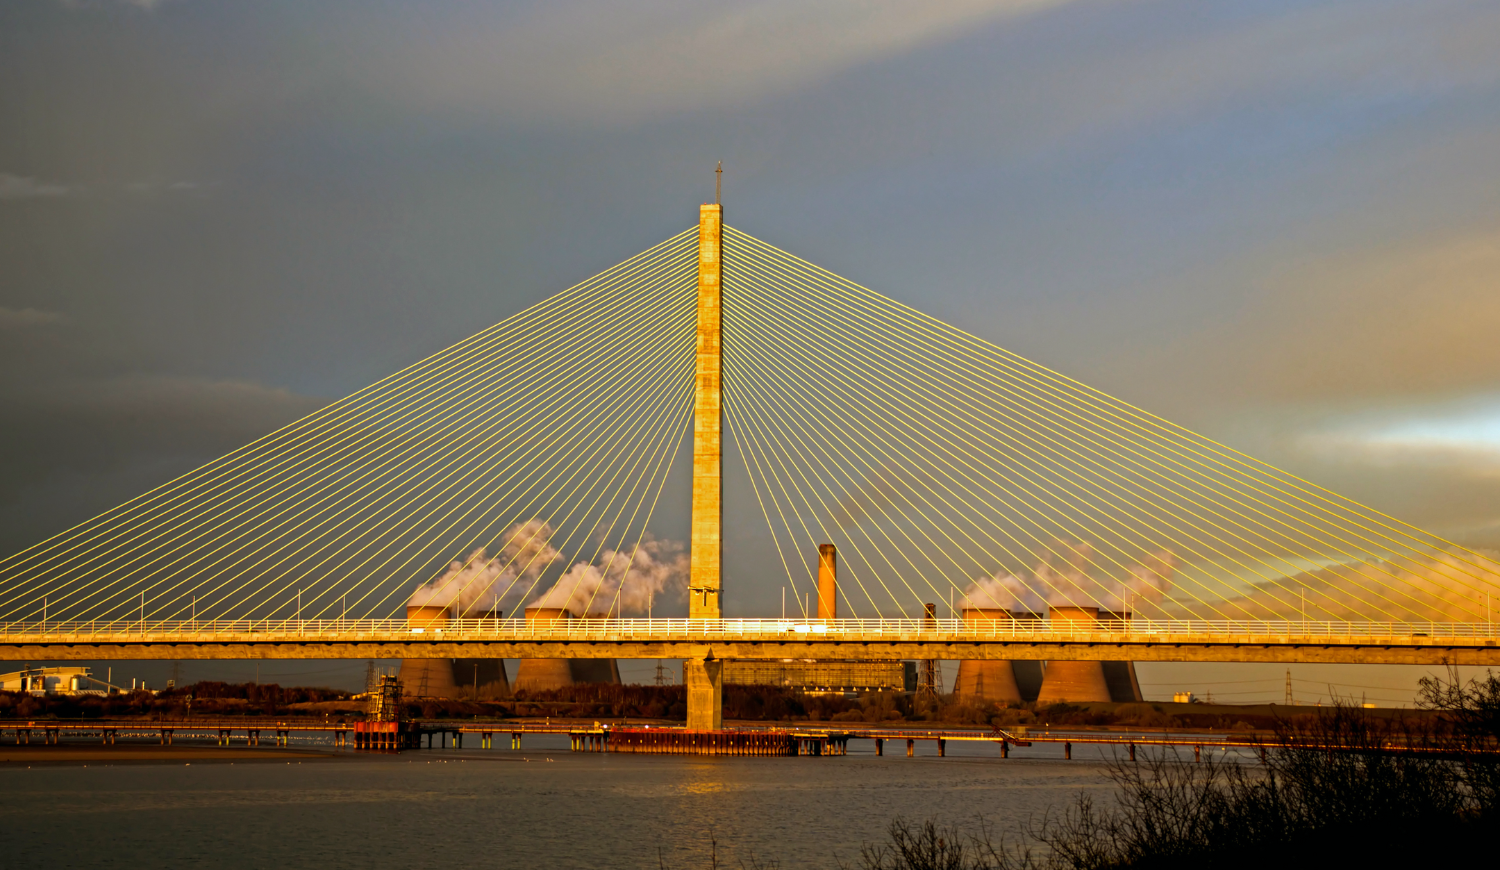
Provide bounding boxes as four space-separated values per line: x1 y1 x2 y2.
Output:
0 735 1117 869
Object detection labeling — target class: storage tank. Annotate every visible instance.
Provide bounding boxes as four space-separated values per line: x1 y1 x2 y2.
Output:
513 607 576 692
1036 606 1112 703
817 544 838 619
953 608 1023 703
399 604 462 698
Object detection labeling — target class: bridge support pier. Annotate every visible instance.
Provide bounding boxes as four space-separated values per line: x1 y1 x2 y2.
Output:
684 657 723 730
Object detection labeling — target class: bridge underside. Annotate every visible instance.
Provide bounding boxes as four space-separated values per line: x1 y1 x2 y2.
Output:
7 638 1499 666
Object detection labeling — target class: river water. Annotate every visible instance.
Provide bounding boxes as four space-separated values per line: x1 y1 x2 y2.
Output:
0 736 1118 869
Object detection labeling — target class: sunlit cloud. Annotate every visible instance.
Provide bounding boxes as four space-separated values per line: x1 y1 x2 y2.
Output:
0 173 72 200
1299 399 1500 477
361 0 1081 123
0 308 65 329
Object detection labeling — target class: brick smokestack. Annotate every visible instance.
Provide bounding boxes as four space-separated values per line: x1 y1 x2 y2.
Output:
817 544 837 619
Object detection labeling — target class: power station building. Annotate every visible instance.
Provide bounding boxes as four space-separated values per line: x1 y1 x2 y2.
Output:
0 666 106 695
723 659 916 693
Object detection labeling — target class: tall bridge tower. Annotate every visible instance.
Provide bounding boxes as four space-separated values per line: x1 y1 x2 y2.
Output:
685 201 724 729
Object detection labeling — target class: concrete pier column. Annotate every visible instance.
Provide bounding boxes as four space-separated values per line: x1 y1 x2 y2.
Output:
1036 607 1112 703
684 657 723 730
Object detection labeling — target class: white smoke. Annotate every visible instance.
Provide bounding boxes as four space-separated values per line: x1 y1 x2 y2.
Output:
530 533 688 616
962 543 1178 614
407 519 561 613
1119 550 1178 610
960 572 1044 613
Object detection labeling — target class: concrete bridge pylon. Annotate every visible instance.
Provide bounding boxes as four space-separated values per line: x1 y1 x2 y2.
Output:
686 199 724 731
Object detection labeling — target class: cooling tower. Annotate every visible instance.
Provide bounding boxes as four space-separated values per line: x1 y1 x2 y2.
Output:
953 609 1022 703
1012 660 1046 701
400 604 462 698
1100 611 1143 702
570 614 622 684
1036 606 1112 703
452 609 511 699
513 607 576 692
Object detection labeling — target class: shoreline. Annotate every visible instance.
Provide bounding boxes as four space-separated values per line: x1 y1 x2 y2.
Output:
0 744 345 767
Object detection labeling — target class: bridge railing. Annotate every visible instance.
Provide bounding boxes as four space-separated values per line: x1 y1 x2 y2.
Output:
1 617 1496 641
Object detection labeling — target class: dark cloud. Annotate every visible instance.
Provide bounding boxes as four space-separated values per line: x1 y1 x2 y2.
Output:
0 375 324 552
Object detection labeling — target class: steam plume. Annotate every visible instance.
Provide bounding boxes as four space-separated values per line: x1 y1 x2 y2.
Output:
530 533 687 616
962 542 1178 613
408 519 560 613
1207 547 1500 621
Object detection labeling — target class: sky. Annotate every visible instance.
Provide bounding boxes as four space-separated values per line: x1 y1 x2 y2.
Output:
3 0 1499 700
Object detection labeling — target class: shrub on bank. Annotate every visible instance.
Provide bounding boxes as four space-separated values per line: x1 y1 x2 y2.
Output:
856 670 1500 870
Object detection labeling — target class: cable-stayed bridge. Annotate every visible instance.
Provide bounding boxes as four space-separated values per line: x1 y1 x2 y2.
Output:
4 203 1499 727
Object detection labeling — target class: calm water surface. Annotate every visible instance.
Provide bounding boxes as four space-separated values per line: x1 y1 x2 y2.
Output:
0 736 1118 869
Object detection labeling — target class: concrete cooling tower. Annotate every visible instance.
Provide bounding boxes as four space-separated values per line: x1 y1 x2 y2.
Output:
512 608 624 691
1035 606 1144 703
453 609 511 700
400 605 461 698
1036 606 1112 703
513 607 576 692
570 614 623 684
952 609 1022 703
400 605 512 699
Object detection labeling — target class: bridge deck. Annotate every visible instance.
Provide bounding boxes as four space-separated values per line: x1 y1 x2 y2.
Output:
3 618 1498 664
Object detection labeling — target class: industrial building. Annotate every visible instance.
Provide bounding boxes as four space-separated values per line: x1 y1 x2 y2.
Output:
0 666 108 695
723 659 916 693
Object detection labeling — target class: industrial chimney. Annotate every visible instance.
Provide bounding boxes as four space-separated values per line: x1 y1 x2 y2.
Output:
817 544 837 620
